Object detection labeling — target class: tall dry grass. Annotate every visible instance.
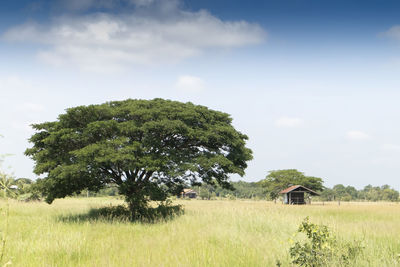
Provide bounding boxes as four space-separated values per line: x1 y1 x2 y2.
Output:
0 198 399 266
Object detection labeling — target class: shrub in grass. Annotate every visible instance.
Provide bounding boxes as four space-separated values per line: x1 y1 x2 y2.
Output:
91 203 183 223
88 205 132 221
63 199 184 223
17 193 41 202
289 217 363 267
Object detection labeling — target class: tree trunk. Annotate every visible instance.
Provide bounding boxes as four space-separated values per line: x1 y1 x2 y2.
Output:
119 180 149 218
125 192 149 219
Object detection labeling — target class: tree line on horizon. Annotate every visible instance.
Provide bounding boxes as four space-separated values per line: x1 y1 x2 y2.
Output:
2 169 399 203
1 171 399 203
193 169 399 202
193 180 399 202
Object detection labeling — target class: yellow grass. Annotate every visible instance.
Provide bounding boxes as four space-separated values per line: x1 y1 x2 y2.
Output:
1 198 400 266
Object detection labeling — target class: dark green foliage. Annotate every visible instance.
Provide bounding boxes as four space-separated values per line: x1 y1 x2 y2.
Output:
20 178 46 201
332 184 357 201
60 200 183 223
260 169 324 200
319 188 336 201
194 179 399 202
17 191 41 202
199 183 214 200
90 205 131 221
359 184 399 201
25 99 252 216
196 180 266 199
319 184 399 202
289 217 363 266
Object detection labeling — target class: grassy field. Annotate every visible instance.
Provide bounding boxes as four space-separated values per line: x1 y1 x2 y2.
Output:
1 198 400 266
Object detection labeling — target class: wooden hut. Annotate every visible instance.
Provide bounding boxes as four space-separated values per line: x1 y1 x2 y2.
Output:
279 185 319 204
181 189 197 199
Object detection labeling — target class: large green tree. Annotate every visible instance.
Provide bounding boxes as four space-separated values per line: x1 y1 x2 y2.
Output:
260 169 324 200
25 99 252 215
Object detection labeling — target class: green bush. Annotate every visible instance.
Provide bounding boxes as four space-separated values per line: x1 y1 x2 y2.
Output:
63 199 184 223
289 217 363 267
89 205 132 221
225 194 236 200
17 193 41 202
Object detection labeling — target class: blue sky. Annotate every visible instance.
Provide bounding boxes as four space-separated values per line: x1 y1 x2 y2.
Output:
1 0 400 189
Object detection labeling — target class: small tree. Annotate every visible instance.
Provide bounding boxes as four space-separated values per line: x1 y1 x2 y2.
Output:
289 217 363 266
0 154 16 199
199 187 210 200
260 169 323 201
25 99 252 217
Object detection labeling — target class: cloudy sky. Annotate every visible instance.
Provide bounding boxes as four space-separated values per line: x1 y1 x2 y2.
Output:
1 0 400 189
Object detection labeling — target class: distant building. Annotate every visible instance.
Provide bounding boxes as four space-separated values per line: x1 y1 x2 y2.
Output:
280 185 319 204
181 189 197 199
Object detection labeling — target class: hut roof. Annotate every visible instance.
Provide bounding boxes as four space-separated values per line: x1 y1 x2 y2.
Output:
183 189 196 193
279 185 320 196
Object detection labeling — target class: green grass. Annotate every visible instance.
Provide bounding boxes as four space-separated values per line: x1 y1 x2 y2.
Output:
1 198 400 266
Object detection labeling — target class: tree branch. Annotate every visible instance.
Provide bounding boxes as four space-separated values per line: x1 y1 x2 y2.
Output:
137 170 147 181
100 166 123 185
143 171 154 182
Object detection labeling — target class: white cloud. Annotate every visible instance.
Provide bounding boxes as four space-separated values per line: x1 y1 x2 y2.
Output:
275 117 303 128
382 25 400 40
3 1 266 72
175 75 204 92
346 130 371 140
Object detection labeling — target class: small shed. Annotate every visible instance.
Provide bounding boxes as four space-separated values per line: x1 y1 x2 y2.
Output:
280 185 319 204
181 189 197 199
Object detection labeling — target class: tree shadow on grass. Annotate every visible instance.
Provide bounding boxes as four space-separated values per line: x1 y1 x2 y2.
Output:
57 204 184 224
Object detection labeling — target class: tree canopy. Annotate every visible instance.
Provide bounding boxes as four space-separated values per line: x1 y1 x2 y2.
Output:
320 184 399 202
260 169 324 200
25 98 253 215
